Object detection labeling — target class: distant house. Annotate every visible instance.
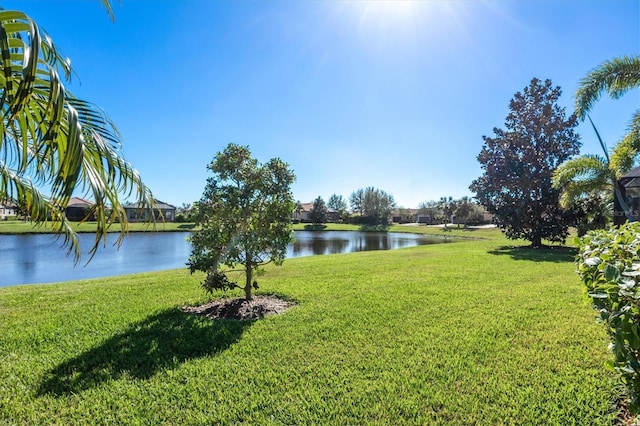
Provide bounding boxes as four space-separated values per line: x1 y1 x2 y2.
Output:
0 200 18 219
65 197 94 221
326 209 340 223
292 202 313 223
417 215 432 224
123 200 176 222
392 208 419 224
292 202 340 223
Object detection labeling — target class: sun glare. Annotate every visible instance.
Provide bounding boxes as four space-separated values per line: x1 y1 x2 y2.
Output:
344 0 471 44
357 1 419 35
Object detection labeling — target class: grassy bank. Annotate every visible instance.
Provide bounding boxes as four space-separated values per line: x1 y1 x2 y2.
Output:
0 229 616 424
0 220 196 234
0 219 491 238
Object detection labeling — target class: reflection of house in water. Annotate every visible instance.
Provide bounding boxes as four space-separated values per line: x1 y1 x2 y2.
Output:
615 166 640 225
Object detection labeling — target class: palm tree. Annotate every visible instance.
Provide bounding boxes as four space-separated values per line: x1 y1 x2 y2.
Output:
438 196 453 225
553 56 640 223
0 9 154 260
553 119 613 206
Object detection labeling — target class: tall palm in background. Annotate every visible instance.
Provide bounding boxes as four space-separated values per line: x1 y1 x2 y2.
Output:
553 55 640 226
0 4 154 260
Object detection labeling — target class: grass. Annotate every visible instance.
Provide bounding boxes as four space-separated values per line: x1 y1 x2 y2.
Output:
0 220 196 234
0 219 490 237
0 228 617 424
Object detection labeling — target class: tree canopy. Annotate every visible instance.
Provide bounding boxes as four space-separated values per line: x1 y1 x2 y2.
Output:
349 187 395 225
470 78 580 247
188 144 296 300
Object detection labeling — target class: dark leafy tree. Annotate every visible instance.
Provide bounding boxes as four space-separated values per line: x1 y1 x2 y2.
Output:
567 194 610 237
309 196 328 224
188 144 296 300
470 78 580 247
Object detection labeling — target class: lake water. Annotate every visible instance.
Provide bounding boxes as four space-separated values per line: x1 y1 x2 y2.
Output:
0 231 450 287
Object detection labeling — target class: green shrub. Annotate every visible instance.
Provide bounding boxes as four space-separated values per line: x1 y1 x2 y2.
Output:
577 222 640 412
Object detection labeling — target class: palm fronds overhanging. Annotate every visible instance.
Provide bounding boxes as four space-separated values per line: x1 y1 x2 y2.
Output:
575 55 640 176
0 10 154 260
575 55 640 120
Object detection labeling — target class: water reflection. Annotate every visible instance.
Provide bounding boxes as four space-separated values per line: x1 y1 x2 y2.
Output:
287 231 448 259
1 231 450 287
0 232 193 287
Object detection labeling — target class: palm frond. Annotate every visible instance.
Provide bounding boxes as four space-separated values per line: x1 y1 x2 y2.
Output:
552 154 612 208
610 133 640 179
575 55 640 120
552 154 609 187
587 115 609 162
0 10 154 261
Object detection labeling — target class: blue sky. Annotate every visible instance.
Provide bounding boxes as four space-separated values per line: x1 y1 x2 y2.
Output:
9 0 640 208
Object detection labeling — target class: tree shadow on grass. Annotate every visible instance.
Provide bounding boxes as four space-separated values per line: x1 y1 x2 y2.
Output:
38 308 252 397
487 245 578 263
304 224 327 231
177 223 197 229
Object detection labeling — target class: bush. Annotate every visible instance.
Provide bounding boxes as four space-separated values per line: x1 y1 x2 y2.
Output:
577 222 640 412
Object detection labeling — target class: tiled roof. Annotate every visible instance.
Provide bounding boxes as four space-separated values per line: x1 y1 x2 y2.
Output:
67 197 93 208
124 200 176 210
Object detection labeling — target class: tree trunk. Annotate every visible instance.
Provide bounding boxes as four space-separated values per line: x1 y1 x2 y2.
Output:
531 235 542 248
244 259 253 300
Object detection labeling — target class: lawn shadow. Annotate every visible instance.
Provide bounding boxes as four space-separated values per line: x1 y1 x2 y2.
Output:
304 224 327 231
487 245 578 263
38 308 252 396
177 223 197 229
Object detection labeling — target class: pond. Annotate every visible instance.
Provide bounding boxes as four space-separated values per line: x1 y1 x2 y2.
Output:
0 230 451 287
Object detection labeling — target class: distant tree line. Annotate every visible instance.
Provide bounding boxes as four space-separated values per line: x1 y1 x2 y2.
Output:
301 189 487 227
305 187 397 226
416 196 486 226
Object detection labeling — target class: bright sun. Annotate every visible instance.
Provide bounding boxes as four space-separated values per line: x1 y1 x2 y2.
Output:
357 1 419 33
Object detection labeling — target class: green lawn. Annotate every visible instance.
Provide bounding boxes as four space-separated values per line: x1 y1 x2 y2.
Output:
0 228 617 424
0 220 196 234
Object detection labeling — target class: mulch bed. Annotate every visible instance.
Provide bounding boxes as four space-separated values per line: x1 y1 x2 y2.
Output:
182 295 295 321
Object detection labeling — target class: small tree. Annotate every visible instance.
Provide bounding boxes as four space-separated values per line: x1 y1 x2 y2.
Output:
327 194 348 221
418 200 439 223
188 144 296 300
349 188 365 216
353 186 396 225
438 196 454 225
309 196 327 224
470 78 580 247
452 196 474 227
